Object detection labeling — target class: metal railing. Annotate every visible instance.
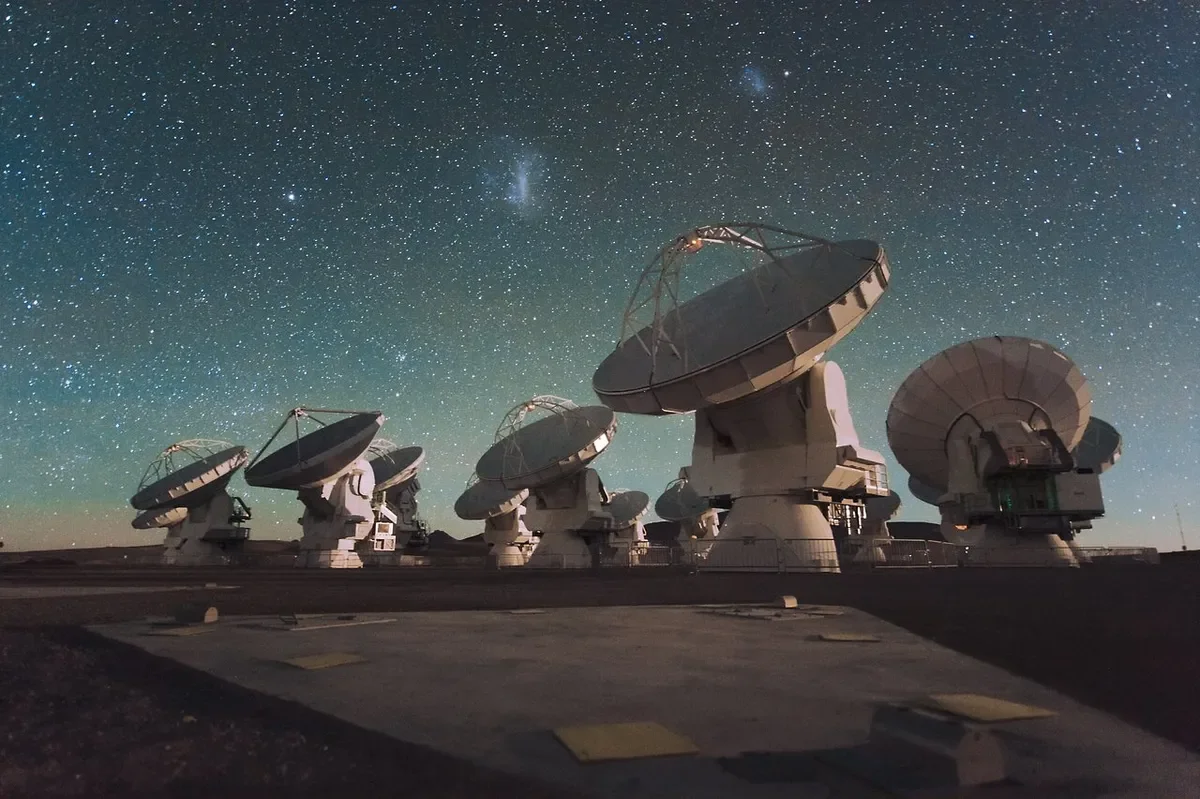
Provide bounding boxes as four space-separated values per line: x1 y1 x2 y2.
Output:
380 539 1161 571
1072 546 1161 565
668 538 1161 572
952 544 1159 568
838 538 965 569
129 538 1155 572
679 537 842 572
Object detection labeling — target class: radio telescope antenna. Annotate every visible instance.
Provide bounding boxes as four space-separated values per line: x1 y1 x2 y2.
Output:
367 439 426 493
365 438 429 554
580 488 652 565
477 396 614 492
887 336 1108 565
455 471 534 567
655 475 719 547
460 395 622 568
595 222 891 572
129 439 252 566
246 407 385 568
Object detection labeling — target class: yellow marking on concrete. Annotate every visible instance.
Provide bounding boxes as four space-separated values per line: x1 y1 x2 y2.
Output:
281 652 367 670
816 633 881 642
554 721 699 763
921 693 1057 722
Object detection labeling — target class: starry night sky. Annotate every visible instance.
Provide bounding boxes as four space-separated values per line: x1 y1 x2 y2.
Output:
2 2 1197 552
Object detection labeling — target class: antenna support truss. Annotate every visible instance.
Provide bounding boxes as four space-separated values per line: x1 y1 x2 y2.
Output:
618 222 837 371
137 439 235 493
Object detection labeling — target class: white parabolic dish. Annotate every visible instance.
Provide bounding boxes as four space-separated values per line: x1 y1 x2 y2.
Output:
130 444 249 511
654 479 711 521
864 490 902 521
1072 417 1122 474
886 336 1092 492
585 489 650 530
907 474 944 506
369 444 426 493
475 405 617 491
454 479 530 521
132 506 190 530
245 412 383 490
593 238 890 414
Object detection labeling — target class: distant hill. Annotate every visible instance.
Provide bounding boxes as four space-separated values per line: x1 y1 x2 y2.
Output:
0 540 301 566
887 521 943 541
425 530 487 553
644 520 679 544
245 539 299 554
0 544 163 565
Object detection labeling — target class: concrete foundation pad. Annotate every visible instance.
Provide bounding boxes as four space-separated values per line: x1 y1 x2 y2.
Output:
92 605 1200 799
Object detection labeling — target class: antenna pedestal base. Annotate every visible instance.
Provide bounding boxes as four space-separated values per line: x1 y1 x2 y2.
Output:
294 459 376 569
523 469 607 568
526 530 593 568
607 524 649 566
689 362 888 500
160 492 249 566
677 508 720 548
380 479 424 536
487 541 537 567
944 520 1079 567
297 548 365 569
484 507 537 567
704 496 841 572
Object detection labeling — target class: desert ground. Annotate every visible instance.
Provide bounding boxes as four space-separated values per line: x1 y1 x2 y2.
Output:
2 551 1197 797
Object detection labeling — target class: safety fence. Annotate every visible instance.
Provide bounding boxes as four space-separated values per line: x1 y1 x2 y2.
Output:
966 545 1161 568
679 537 840 572
837 538 965 569
250 538 1162 571
605 538 1161 572
1074 546 1161 565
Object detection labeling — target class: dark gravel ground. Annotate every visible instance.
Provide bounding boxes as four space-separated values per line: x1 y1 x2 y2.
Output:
2 562 1197 797
0 625 582 799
